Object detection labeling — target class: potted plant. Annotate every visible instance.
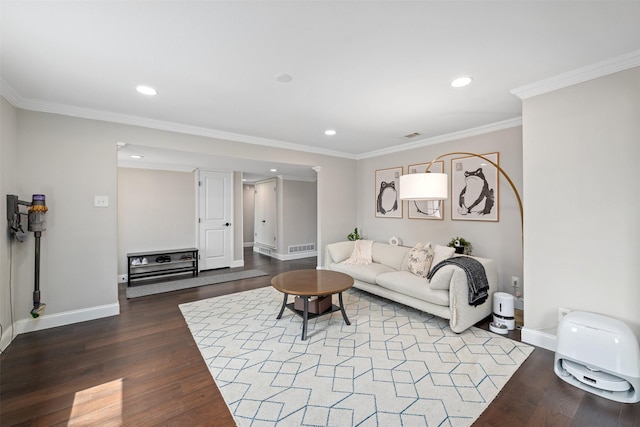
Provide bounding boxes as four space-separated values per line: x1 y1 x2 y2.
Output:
448 237 472 255
347 227 361 241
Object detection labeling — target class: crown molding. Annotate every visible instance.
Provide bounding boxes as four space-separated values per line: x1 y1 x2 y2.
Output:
4 76 522 161
356 117 523 160
280 175 317 182
0 78 22 106
0 82 358 161
511 49 640 99
117 160 197 173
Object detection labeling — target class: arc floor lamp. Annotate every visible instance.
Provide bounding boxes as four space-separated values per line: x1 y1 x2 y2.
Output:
398 151 523 238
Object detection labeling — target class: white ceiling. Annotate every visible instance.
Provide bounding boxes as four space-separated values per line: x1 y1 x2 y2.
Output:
2 1 640 175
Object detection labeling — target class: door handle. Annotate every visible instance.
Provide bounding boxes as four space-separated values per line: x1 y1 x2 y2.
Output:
225 222 231 226
261 220 266 223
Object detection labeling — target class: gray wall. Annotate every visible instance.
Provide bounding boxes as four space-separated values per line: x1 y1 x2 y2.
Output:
233 171 243 262
117 168 196 274
11 110 120 335
282 179 317 252
357 126 523 296
521 67 640 347
243 183 255 246
1 96 18 350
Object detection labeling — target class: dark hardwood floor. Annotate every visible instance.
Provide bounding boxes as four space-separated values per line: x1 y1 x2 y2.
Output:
1 248 638 426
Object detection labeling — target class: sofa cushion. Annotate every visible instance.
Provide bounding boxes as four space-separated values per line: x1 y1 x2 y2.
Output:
330 261 396 283
371 242 410 271
430 245 455 274
375 271 450 307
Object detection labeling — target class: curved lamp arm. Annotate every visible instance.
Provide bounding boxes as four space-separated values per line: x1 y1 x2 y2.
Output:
399 151 523 234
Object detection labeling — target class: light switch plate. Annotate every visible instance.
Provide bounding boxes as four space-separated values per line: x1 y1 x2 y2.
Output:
94 195 109 207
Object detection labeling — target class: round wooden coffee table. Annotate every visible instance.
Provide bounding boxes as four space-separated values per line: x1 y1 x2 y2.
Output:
271 269 353 340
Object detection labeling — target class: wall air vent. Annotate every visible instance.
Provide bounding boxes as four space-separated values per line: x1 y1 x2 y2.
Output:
257 247 272 255
288 243 316 254
403 132 422 139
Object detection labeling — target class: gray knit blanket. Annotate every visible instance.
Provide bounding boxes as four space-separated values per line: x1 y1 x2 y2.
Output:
427 256 489 306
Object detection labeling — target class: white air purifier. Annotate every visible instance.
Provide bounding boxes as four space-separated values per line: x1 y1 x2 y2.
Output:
491 292 515 332
554 311 640 403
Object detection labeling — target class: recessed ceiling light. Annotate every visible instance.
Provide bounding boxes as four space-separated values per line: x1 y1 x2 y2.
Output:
275 73 293 83
324 129 336 136
136 85 158 96
270 168 278 172
130 154 144 159
451 77 472 88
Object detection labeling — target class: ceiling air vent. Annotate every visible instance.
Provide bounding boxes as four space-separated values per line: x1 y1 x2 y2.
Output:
403 132 422 139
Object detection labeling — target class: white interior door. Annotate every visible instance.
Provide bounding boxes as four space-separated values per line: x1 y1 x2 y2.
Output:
198 170 232 270
254 179 277 248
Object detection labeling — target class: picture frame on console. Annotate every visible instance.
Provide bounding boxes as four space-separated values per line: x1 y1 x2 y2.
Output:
375 166 403 218
407 161 444 220
451 152 499 222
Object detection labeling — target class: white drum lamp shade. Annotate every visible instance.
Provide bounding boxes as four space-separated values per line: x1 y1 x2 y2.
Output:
399 173 449 200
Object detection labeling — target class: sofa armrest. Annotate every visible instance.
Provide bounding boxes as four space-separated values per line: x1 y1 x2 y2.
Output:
324 241 355 268
448 256 497 333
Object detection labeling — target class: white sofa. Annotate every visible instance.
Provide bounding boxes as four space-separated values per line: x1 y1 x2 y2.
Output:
324 241 497 333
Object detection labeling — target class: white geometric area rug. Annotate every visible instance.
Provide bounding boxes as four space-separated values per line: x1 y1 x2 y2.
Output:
179 287 533 427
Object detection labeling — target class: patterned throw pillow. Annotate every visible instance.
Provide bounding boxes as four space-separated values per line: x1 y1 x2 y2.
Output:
407 243 434 278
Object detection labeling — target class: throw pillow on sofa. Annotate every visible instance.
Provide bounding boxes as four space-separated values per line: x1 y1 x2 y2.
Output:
430 245 456 274
407 242 434 278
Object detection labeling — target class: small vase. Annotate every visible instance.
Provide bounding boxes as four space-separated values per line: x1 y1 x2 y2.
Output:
454 246 465 254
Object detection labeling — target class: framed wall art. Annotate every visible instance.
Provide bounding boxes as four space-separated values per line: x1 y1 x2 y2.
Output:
451 152 499 221
375 166 403 218
407 161 444 220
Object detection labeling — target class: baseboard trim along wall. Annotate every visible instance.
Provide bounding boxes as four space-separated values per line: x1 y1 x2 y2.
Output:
0 325 15 352
521 327 557 352
230 259 244 268
253 244 316 261
270 251 318 261
12 303 120 337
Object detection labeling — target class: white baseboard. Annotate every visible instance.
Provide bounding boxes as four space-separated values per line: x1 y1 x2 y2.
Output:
1 325 15 353
13 303 120 337
521 327 557 352
270 251 318 261
243 242 254 248
230 259 245 268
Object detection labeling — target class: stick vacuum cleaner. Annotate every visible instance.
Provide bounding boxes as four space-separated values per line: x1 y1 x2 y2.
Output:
28 195 48 318
7 194 48 318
